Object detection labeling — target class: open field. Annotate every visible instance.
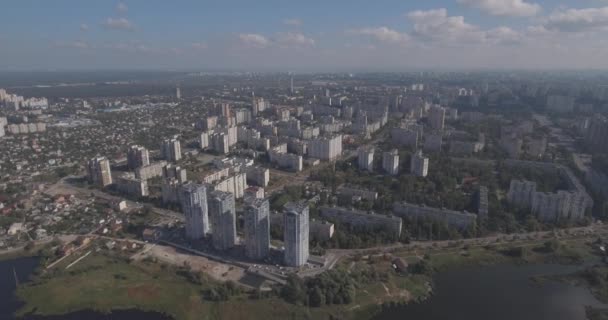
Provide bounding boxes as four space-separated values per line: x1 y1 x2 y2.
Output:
13 228 605 320
131 244 246 283
15 252 362 320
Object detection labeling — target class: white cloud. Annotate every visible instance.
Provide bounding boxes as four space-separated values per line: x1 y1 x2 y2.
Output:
458 0 541 17
543 6 608 32
350 27 409 45
54 40 90 49
403 8 523 45
275 32 315 47
486 26 522 44
103 17 134 31
406 9 484 43
283 18 302 26
238 33 270 48
191 42 208 50
80 23 89 31
116 2 128 14
238 32 315 48
101 42 180 55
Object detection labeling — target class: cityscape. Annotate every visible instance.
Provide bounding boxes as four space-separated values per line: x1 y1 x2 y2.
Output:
2 1 608 320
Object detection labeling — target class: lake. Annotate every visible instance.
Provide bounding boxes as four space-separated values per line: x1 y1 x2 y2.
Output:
0 256 171 320
376 264 605 320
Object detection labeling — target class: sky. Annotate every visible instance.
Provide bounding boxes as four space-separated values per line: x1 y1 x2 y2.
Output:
2 0 608 71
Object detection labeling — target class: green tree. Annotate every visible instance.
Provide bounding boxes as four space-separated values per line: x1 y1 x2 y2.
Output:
309 287 324 307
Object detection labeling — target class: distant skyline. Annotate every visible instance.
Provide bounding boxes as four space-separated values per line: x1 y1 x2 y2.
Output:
2 0 608 71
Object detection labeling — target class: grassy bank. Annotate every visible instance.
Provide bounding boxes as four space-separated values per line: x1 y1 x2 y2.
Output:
15 252 387 320
14 236 599 320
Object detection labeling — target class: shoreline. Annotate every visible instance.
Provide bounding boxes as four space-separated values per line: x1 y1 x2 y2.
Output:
8 232 605 320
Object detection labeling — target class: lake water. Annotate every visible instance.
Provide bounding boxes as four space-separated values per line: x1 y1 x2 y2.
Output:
0 256 40 320
0 256 171 320
376 264 605 320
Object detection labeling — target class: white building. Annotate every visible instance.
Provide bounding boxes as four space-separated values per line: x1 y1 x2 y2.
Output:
116 174 149 197
213 173 247 199
284 201 309 267
87 157 112 187
244 198 270 260
410 150 429 177
163 164 188 184
210 132 230 154
209 190 237 251
180 183 210 239
428 105 446 131
161 138 182 162
200 132 209 149
308 135 342 161
382 149 399 175
269 144 303 172
127 145 150 169
357 147 374 171
246 166 270 187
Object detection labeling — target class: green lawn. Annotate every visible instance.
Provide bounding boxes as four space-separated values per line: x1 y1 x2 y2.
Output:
18 253 221 319
15 252 375 320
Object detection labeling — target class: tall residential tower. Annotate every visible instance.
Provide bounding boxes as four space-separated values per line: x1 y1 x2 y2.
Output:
180 183 209 240
284 201 309 267
161 137 182 162
244 198 270 260
127 145 150 169
208 190 237 251
87 157 113 187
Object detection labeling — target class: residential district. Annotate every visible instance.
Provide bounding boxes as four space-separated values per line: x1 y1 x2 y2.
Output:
1 72 608 318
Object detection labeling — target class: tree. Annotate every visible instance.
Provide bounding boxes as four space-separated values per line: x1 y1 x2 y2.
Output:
281 275 307 305
543 239 562 253
309 287 324 307
408 259 433 275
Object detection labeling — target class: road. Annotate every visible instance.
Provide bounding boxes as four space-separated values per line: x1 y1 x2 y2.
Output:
328 223 608 260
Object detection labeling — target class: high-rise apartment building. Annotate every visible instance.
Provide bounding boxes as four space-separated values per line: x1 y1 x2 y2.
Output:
180 183 210 240
87 157 113 187
429 105 446 131
586 116 608 153
308 135 342 161
244 198 270 260
163 164 187 183
357 147 374 171
161 138 182 162
200 132 209 149
284 201 309 267
210 132 230 154
410 150 429 177
208 190 237 251
127 145 150 169
252 97 269 117
382 149 399 175
219 103 231 117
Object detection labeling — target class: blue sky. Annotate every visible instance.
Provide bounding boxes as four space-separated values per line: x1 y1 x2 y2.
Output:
1 0 608 71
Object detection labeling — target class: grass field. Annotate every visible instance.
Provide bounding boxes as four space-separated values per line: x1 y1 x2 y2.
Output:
15 252 376 320
14 235 599 320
